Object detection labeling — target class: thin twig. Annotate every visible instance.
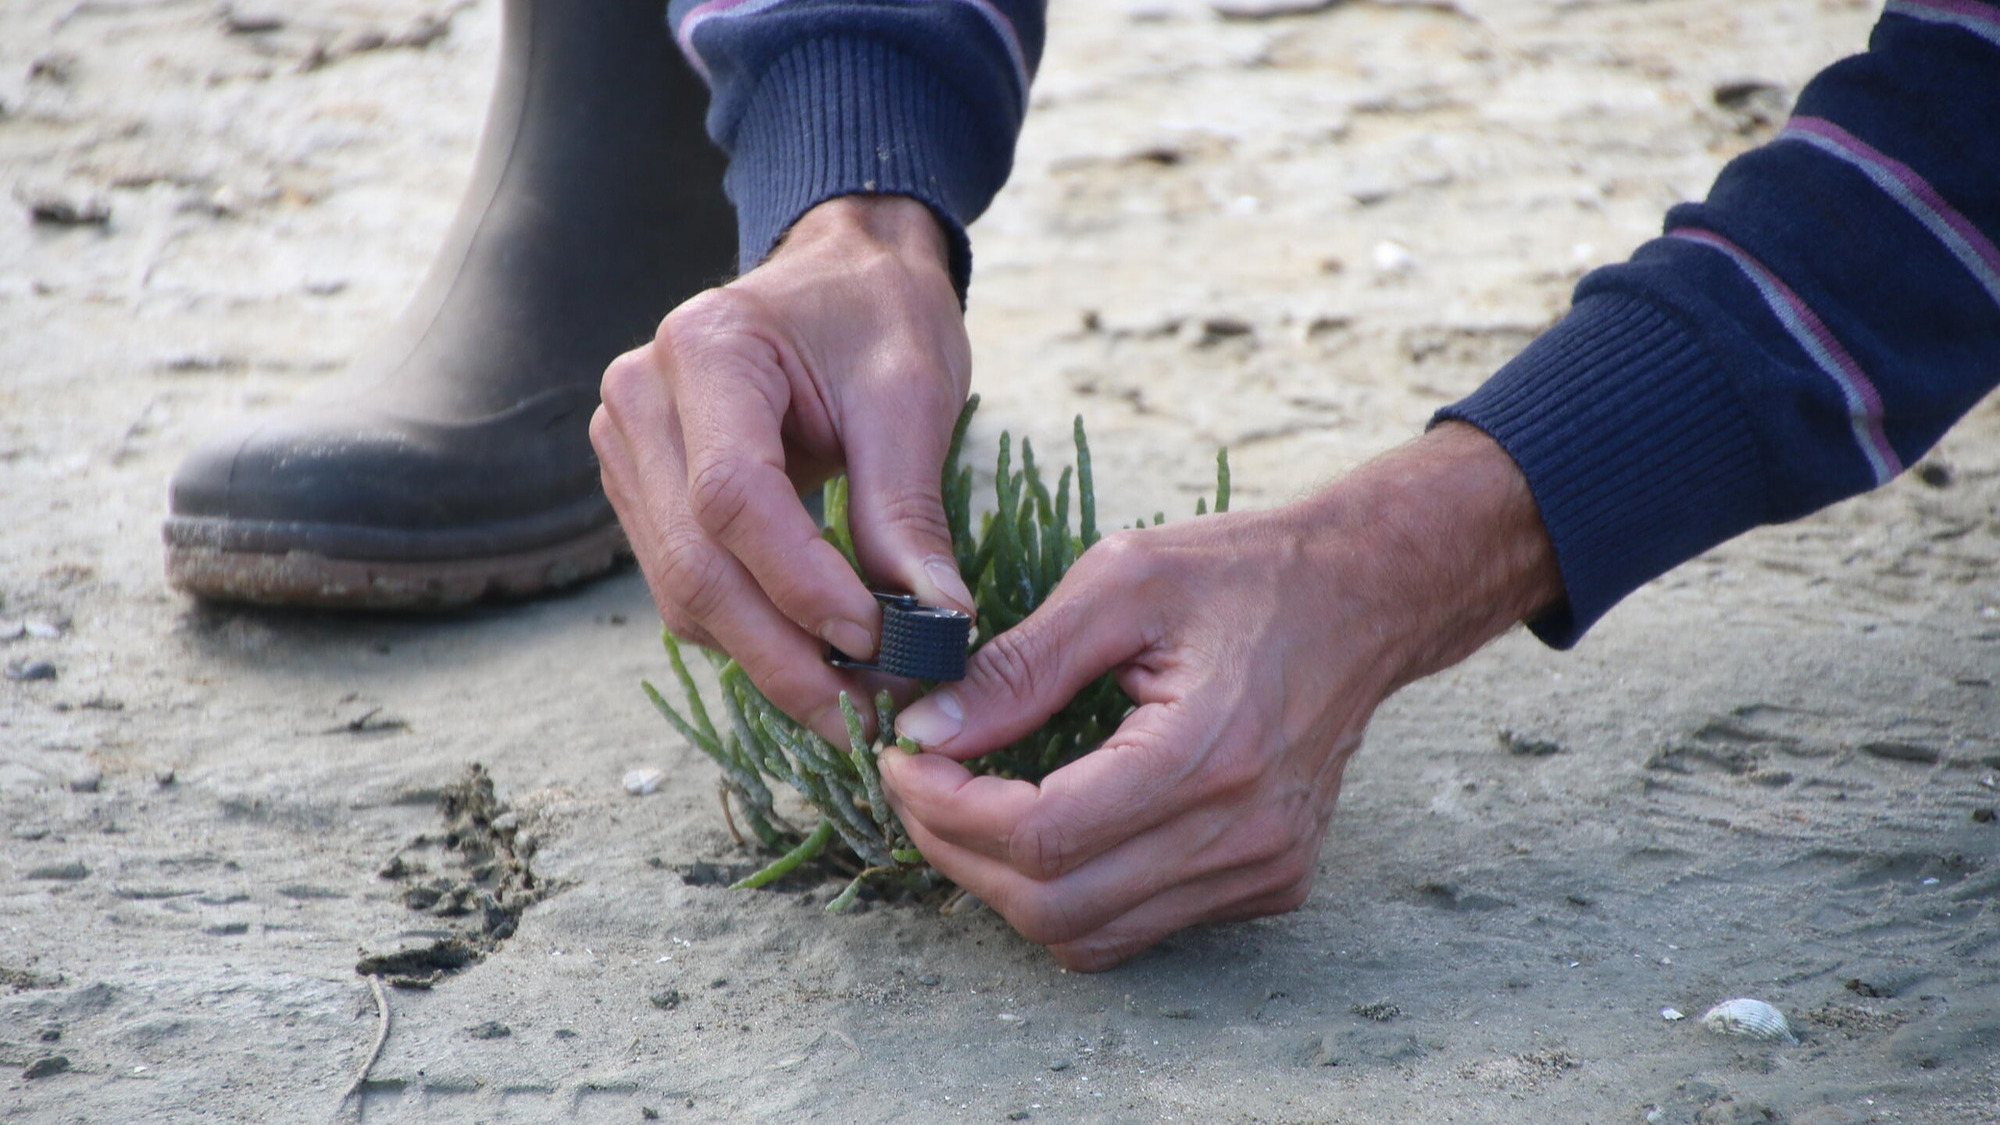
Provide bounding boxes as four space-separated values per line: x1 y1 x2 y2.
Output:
341 975 390 1113
718 783 744 847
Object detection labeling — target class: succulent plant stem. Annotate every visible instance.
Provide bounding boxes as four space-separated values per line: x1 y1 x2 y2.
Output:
648 397 1230 907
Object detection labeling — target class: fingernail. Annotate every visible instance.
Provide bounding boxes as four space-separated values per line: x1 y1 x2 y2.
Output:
922 556 976 615
896 688 962 748
821 619 875 660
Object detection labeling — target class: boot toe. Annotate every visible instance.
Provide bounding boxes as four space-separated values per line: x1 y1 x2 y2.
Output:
164 388 611 563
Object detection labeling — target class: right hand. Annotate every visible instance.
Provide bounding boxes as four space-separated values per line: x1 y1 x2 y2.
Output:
876 423 1565 970
591 195 976 743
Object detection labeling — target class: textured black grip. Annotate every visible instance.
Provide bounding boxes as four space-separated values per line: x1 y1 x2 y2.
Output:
826 592 971 681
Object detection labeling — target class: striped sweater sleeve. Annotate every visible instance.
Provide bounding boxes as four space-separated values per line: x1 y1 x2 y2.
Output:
1438 1 2000 647
666 0 1047 297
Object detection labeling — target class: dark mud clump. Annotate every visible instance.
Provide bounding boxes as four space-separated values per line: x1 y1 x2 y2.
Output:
3 965 66 991
359 764 549 987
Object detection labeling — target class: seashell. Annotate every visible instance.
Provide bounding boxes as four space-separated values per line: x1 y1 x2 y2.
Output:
1700 998 1798 1044
621 767 664 796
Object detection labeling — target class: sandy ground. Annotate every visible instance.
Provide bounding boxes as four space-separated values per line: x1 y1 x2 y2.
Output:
3 0 1998 1121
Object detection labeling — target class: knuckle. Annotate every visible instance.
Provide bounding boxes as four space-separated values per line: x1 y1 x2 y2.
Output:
1231 817 1296 869
868 483 953 548
1087 529 1157 579
970 629 1045 706
597 349 653 414
1008 815 1071 882
685 455 758 544
587 405 617 458
657 286 755 353
655 528 734 624
733 650 823 718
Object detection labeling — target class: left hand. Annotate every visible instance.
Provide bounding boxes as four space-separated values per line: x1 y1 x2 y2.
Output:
877 423 1563 970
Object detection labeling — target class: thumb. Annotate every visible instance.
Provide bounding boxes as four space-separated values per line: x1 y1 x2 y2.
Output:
894 566 1151 760
842 410 975 615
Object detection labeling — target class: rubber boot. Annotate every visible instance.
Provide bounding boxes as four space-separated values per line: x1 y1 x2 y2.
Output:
164 0 735 609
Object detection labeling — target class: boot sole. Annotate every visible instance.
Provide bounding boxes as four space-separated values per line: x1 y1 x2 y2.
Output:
164 522 630 611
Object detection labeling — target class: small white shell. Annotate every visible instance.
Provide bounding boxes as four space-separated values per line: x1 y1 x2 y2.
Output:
622 767 665 796
1661 1007 1685 1021
1700 998 1797 1044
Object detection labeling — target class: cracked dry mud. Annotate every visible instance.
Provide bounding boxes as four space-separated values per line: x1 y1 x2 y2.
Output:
4 0 1999 1122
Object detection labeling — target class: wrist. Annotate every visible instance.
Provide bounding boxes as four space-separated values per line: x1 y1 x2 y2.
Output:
779 195 954 278
1292 422 1564 690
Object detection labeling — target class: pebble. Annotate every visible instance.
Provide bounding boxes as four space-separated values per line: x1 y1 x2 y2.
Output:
6 659 58 682
23 1056 70 1080
917 975 941 987
1662 1007 1685 1021
1372 240 1416 275
25 619 64 639
21 188 109 227
354 930 473 977
1499 729 1562 757
622 768 665 796
466 1021 511 1040
27 861 89 881
221 7 286 33
650 988 684 1010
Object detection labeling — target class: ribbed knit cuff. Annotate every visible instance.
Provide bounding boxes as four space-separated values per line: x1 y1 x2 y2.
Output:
1435 294 1769 648
722 35 990 300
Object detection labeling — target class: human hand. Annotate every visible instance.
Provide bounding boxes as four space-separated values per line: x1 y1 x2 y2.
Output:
878 423 1564 970
592 196 975 743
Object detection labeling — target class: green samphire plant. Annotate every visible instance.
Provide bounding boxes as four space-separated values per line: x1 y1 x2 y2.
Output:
643 395 1229 910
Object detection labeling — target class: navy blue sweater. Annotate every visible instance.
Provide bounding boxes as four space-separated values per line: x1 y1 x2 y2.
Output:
668 0 2000 646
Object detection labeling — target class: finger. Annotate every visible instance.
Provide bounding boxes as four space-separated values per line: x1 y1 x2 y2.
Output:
1045 871 1315 973
842 399 974 614
887 753 1307 950
882 695 1233 881
649 490 862 743
593 401 719 650
596 360 860 742
876 746 1041 860
657 295 883 661
892 540 1157 757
